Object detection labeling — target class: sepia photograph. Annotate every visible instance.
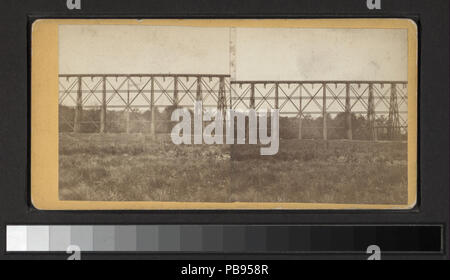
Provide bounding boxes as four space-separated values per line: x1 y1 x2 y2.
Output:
6 0 445 261
51 20 416 207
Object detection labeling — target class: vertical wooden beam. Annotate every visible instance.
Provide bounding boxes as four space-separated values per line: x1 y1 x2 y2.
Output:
368 83 377 141
345 83 353 140
322 83 327 141
126 78 130 134
219 77 226 119
218 77 225 109
298 83 303 140
173 76 178 106
247 83 256 144
195 76 204 140
73 76 83 133
219 77 226 142
196 76 202 102
250 83 255 109
388 83 393 139
388 83 400 140
274 83 279 110
100 76 107 133
229 79 233 110
150 76 156 138
373 86 378 141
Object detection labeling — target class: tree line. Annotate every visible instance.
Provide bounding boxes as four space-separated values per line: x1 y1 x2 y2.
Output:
59 105 406 141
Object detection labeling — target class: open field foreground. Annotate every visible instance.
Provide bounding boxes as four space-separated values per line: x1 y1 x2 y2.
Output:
59 133 408 204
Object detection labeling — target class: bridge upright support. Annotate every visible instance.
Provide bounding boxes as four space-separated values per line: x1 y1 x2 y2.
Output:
275 83 279 110
73 76 83 133
125 78 130 134
173 76 179 106
368 83 377 141
195 76 204 142
250 83 255 109
247 83 256 144
218 77 226 141
196 76 203 102
229 81 233 110
100 76 107 133
150 76 156 138
345 83 353 140
218 77 226 113
388 83 400 140
322 83 327 141
298 84 303 140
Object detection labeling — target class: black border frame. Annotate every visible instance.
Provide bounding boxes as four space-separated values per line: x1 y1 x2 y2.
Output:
0 0 448 260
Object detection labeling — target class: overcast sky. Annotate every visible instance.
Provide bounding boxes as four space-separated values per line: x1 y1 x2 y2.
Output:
59 25 408 81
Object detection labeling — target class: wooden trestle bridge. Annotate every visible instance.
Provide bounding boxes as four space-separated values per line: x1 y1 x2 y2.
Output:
59 74 408 141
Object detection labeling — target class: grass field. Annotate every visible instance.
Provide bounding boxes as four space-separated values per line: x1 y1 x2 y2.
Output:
59 133 408 204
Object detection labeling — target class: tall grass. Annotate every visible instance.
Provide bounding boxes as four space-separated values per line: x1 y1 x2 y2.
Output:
59 133 408 204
